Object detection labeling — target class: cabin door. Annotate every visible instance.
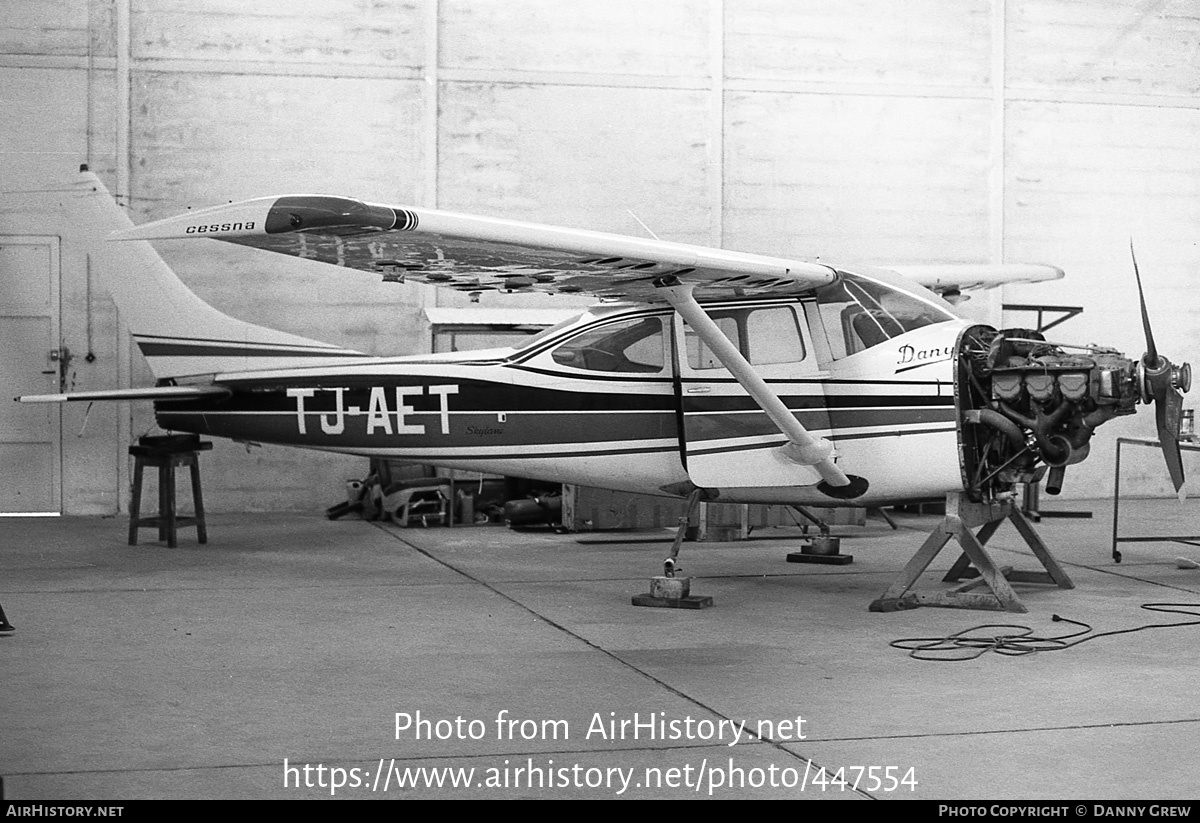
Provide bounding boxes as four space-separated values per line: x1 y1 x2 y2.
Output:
673 302 831 489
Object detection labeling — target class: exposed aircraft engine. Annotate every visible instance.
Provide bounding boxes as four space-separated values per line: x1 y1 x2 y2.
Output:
957 249 1191 502
957 327 1144 499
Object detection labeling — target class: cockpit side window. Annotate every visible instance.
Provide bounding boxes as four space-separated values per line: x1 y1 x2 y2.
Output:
808 272 953 359
549 316 666 373
745 306 806 365
684 306 806 370
686 315 740 370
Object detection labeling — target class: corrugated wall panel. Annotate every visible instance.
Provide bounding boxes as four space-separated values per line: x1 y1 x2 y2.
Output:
129 72 426 210
724 92 992 262
0 69 92 190
441 0 710 77
0 0 93 56
1009 0 1200 96
439 83 713 244
726 0 992 87
132 0 424 68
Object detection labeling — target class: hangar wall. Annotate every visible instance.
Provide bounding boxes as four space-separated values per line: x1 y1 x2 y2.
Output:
1 0 1197 513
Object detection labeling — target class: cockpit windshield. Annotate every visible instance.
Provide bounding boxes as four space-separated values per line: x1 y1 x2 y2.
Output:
808 271 955 360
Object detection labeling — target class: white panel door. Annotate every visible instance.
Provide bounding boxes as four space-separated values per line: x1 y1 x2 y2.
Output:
0 237 61 514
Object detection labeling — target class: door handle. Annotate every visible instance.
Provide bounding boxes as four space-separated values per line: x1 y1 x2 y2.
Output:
48 346 72 391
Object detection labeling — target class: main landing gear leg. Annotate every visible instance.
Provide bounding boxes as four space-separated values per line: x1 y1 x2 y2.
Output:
869 492 1073 613
632 489 712 609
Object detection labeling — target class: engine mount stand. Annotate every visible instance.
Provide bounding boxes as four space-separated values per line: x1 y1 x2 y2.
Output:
869 492 1074 613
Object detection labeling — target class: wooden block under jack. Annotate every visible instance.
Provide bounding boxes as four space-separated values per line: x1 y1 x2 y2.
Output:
631 593 714 609
632 576 713 609
786 535 854 565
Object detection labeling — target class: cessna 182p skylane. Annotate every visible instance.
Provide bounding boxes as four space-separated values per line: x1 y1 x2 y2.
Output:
19 170 1191 597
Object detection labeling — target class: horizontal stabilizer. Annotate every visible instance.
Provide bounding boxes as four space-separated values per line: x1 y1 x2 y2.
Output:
16 385 232 404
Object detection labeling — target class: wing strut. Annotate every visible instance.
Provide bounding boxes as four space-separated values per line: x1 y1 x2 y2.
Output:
657 281 865 498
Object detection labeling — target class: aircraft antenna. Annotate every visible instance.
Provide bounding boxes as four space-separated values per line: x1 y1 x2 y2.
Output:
625 209 660 240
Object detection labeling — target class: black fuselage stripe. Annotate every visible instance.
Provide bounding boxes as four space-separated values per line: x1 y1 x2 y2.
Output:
138 342 367 358
168 383 950 414
505 364 675 383
685 408 955 427
134 333 359 352
368 426 960 462
343 445 681 461
687 426 958 456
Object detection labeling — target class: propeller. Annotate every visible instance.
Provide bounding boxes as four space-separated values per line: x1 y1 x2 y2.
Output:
1131 241 1192 493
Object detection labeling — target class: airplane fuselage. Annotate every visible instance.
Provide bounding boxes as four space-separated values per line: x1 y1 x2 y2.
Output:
155 297 968 507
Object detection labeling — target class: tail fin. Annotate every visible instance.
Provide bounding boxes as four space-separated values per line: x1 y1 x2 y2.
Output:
67 169 366 380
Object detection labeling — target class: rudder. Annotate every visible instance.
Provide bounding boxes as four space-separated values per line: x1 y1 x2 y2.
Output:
66 169 365 380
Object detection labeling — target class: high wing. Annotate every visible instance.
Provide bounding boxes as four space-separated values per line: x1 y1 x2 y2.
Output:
890 263 1063 292
110 195 840 301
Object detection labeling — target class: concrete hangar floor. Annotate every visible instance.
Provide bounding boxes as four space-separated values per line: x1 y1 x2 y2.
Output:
2 499 1199 800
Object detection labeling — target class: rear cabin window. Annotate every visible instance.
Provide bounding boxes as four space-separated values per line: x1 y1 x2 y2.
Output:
550 316 666 373
685 305 806 370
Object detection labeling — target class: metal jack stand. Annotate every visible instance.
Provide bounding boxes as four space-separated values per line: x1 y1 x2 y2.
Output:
785 506 854 565
633 490 713 609
869 492 1074 613
1021 481 1092 523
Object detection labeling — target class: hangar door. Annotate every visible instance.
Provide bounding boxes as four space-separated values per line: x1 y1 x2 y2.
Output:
0 237 62 514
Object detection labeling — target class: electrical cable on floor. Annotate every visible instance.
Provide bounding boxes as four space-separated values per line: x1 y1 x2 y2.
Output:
890 603 1200 661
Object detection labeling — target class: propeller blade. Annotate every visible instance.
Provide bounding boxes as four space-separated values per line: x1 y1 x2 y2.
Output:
1156 386 1186 493
1130 243 1189 494
1130 240 1159 367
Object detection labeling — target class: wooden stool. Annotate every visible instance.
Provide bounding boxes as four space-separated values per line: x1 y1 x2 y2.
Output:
128 434 212 547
